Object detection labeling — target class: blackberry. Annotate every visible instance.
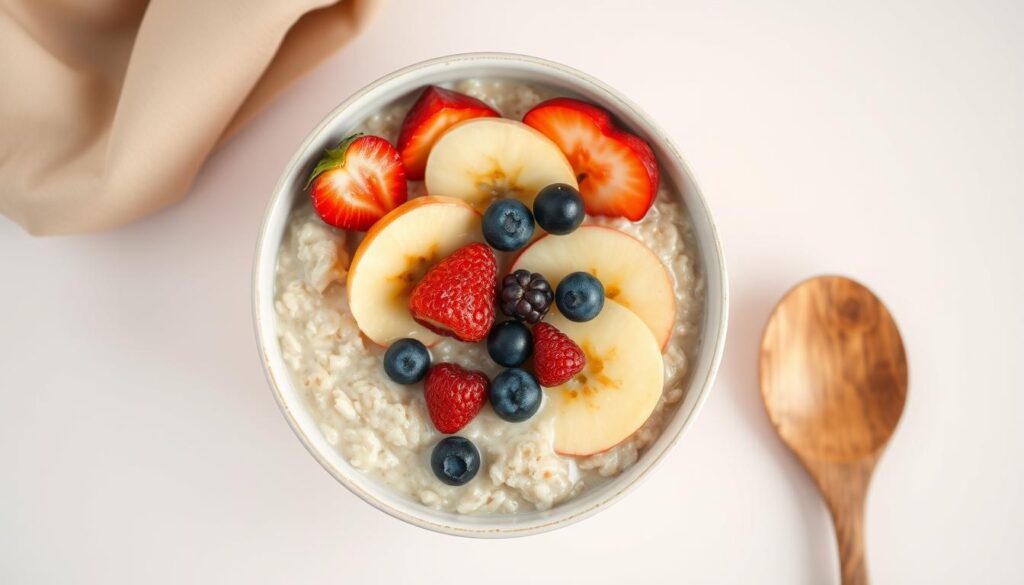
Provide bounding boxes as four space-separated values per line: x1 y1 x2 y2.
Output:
500 270 553 324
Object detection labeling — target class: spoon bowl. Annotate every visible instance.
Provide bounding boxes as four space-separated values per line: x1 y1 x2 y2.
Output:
760 275 908 584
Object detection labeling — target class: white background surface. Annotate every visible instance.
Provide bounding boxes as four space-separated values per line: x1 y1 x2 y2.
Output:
2 0 1022 583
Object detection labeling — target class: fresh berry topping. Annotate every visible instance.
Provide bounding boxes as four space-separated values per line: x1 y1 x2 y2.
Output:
555 272 605 322
424 364 489 434
533 183 585 235
430 436 481 485
487 320 533 367
424 118 578 211
409 243 497 342
523 98 658 221
307 134 408 231
382 338 431 384
398 86 500 180
511 226 676 349
482 199 535 251
489 368 543 422
499 269 553 324
532 322 586 387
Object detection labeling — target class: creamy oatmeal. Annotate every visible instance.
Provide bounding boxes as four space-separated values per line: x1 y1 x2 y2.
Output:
274 80 704 514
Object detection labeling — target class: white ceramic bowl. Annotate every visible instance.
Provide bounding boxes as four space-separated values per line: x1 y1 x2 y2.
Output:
253 53 728 538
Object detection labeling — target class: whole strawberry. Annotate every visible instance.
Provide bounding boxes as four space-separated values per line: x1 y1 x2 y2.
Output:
409 243 497 343
532 322 586 387
424 363 489 434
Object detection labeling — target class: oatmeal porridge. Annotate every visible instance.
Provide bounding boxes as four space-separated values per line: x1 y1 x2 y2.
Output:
273 79 704 514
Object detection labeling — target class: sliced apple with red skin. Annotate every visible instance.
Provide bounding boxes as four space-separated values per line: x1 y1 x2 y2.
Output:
511 226 676 350
347 196 483 346
424 118 578 212
545 300 664 456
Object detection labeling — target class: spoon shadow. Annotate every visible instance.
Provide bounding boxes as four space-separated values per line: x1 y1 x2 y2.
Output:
719 280 837 582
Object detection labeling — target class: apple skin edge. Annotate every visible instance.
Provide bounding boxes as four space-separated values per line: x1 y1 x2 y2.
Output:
346 196 483 348
510 226 676 352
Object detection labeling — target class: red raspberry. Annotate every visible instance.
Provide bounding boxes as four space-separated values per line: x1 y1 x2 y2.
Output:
409 243 497 343
424 363 489 434
532 322 586 387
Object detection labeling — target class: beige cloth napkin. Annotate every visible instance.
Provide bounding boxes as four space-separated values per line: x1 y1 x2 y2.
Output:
0 0 378 235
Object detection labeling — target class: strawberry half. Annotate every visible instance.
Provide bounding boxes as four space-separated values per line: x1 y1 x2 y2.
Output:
408 243 497 343
307 134 407 231
523 98 659 221
397 86 499 180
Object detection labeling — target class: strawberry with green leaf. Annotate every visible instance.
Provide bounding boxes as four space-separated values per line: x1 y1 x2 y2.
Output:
307 134 407 231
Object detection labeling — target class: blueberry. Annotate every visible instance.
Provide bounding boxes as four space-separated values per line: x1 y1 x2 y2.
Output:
483 199 534 252
533 183 585 235
382 338 430 384
555 272 604 322
430 436 480 486
487 320 533 367
489 368 542 422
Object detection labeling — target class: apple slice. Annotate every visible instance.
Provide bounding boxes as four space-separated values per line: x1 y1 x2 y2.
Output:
545 300 664 456
347 196 483 346
511 226 676 349
424 118 578 211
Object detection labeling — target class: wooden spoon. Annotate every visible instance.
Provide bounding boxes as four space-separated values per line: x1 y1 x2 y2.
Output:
759 276 908 585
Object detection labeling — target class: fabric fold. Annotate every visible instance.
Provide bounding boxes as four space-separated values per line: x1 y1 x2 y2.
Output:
0 0 378 235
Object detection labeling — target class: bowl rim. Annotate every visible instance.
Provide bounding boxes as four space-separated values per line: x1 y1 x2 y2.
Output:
252 51 729 538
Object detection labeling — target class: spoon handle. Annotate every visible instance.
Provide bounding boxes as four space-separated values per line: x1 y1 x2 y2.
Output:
808 458 875 585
